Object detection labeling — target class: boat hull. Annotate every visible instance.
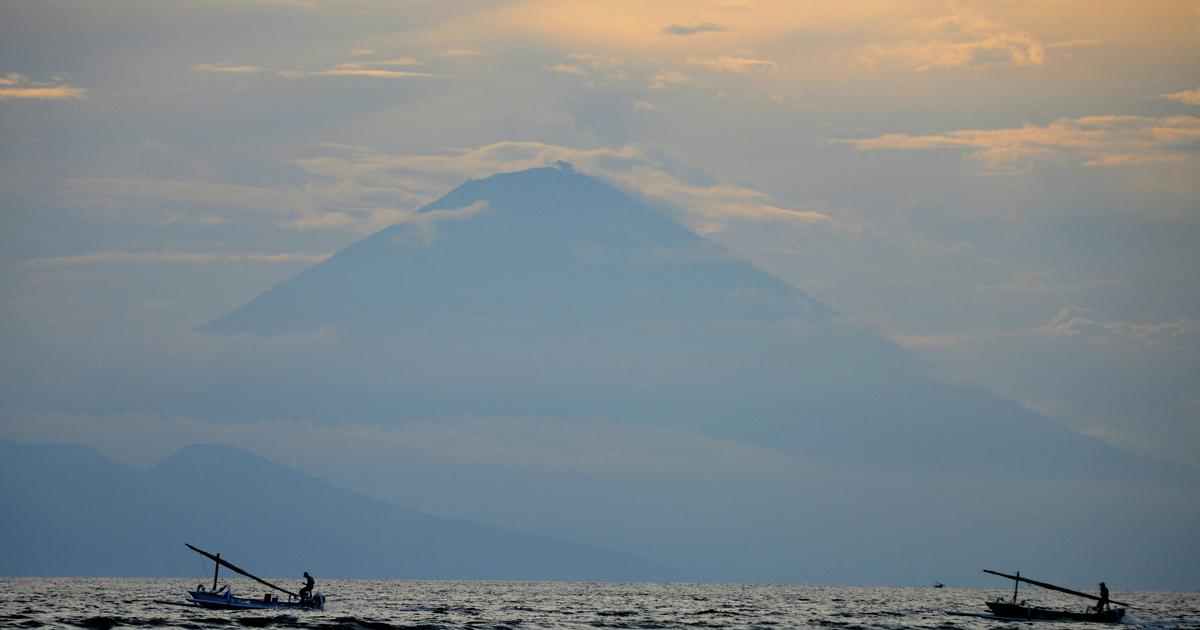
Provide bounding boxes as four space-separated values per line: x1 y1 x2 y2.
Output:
986 601 1124 622
188 590 324 611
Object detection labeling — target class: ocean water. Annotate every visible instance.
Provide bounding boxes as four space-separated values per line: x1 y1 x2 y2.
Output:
0 578 1196 629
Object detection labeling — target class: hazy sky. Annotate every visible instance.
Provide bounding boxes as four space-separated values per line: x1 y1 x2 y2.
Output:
2 1 1198 469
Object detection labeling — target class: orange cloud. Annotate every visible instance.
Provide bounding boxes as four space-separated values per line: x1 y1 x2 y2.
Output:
1161 87 1200 106
686 56 778 73
858 12 1045 71
193 64 265 74
293 141 842 236
549 63 586 76
847 115 1200 170
316 68 435 78
0 73 85 100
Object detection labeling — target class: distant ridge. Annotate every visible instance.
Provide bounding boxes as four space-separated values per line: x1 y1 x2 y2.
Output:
0 440 672 580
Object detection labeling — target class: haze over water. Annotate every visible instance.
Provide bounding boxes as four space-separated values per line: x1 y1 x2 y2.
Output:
2 578 1198 630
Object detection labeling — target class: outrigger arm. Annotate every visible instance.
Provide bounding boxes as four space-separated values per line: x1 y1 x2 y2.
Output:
984 569 1133 608
186 543 301 599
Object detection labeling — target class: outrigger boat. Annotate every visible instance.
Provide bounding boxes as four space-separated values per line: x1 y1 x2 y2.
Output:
948 569 1129 623
158 543 325 611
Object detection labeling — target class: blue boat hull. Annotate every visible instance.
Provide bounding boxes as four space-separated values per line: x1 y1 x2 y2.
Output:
188 590 324 611
986 601 1124 622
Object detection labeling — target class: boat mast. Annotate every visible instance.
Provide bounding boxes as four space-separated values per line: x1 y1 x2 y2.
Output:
186 544 301 598
1011 571 1019 603
984 570 1133 608
212 552 220 591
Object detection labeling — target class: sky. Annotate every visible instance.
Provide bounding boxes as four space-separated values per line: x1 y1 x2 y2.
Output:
1 0 1199 584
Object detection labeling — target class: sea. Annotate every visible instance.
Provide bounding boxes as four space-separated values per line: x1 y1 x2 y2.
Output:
1 578 1197 630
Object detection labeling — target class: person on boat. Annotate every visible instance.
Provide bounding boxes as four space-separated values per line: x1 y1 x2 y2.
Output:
1096 582 1110 612
298 571 315 600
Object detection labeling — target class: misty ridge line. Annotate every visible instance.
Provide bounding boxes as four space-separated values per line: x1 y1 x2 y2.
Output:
0 440 673 581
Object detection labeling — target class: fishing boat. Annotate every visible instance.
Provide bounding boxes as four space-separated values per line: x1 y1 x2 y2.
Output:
158 543 325 611
948 569 1127 623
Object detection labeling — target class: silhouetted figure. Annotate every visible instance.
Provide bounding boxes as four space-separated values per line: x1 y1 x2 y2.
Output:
1096 582 1110 612
298 571 315 600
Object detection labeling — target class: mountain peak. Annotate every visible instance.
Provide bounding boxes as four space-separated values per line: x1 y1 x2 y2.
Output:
415 163 639 220
198 167 833 336
152 443 317 488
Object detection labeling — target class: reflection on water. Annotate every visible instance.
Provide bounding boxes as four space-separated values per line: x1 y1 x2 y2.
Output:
0 578 1196 629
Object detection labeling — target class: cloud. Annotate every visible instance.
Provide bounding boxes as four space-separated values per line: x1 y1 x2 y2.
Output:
21 250 330 267
0 73 85 100
291 141 842 237
662 22 727 36
632 100 659 112
1040 307 1200 347
566 52 624 69
859 12 1045 71
1161 87 1200 106
686 56 778 74
388 200 489 247
193 64 265 74
54 176 319 216
287 212 358 231
160 211 231 226
285 200 488 239
884 306 1200 352
648 70 691 89
373 57 426 67
51 156 435 232
1047 38 1100 49
546 53 631 86
194 57 435 80
316 67 435 79
549 63 586 76
845 115 1200 170
442 49 484 57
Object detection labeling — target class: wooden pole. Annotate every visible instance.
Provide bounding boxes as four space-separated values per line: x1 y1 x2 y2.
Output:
984 570 1134 608
186 544 300 598
212 553 220 591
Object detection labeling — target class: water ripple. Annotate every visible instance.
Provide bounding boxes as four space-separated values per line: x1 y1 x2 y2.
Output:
0 578 1196 629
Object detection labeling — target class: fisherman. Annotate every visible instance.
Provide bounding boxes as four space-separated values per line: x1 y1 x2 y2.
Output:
1096 582 1110 612
298 571 315 601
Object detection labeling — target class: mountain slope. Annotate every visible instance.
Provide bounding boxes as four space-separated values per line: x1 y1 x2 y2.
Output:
190 164 1137 478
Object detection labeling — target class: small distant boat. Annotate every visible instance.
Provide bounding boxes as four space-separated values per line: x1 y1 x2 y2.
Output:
158 543 325 611
932 581 944 588
948 569 1128 623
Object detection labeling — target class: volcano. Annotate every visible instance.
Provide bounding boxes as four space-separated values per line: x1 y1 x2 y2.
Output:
196 163 1128 476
